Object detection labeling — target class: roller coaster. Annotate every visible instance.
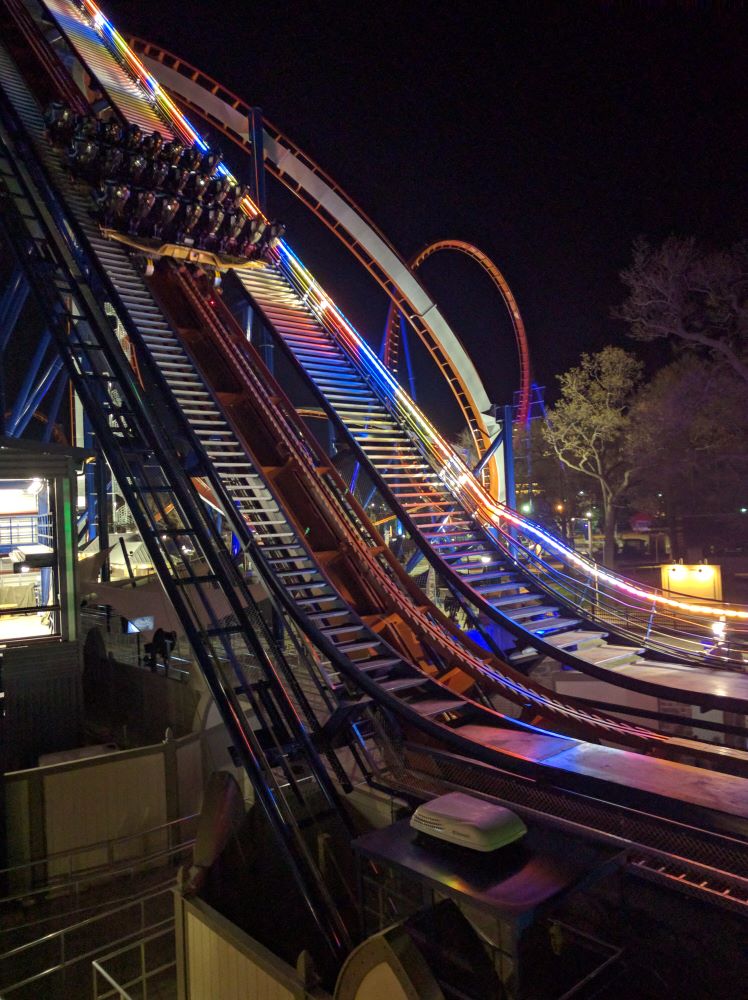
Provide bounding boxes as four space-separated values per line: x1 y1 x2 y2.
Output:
1 0 748 981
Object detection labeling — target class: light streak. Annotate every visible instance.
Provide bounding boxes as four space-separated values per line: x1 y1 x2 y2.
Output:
79 0 748 625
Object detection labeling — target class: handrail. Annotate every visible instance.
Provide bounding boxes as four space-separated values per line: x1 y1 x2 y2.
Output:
180 268 675 749
0 20 351 968
268 247 748 668
0 838 194 913
0 812 198 882
124 34 748 642
92 923 176 1000
0 885 173 995
263 257 748 708
125 35 503 497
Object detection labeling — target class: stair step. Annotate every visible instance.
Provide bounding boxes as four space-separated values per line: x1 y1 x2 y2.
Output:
411 699 467 718
575 644 644 667
380 677 428 694
525 617 581 635
544 630 608 651
355 658 402 674
506 605 560 622
491 592 537 608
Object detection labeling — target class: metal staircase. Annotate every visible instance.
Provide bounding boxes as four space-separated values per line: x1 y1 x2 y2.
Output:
3 0 748 924
231 262 748 714
0 35 352 968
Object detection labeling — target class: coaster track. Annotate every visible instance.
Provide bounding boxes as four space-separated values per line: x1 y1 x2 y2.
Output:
1 2 748 974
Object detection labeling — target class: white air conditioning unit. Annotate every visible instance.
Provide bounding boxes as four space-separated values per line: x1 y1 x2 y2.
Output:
410 792 527 852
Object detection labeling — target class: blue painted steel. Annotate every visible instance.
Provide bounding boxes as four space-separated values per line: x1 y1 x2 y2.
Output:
471 404 516 509
7 328 51 432
405 547 425 573
0 268 31 434
377 317 387 362
503 403 516 510
42 369 68 442
473 425 503 477
261 326 275 374
38 482 51 606
248 107 266 212
399 313 417 401
83 412 96 541
0 266 28 351
327 419 336 458
362 482 377 509
11 356 64 437
95 449 110 582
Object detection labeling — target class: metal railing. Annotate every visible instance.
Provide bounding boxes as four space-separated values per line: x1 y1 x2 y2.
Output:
0 813 198 906
0 886 173 997
92 923 176 1000
0 515 38 547
80 605 192 680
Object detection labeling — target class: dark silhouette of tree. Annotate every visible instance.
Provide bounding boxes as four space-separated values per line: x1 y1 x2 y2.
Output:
618 237 748 385
627 356 748 555
543 347 643 566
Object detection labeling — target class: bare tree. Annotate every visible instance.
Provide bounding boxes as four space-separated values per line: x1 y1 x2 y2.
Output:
543 347 643 566
627 356 748 555
618 237 748 384
452 426 479 467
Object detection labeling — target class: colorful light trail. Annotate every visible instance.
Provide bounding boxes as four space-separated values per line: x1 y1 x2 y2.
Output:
79 0 748 625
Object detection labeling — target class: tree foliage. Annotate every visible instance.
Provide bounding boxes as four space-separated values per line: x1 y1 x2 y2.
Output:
618 236 748 384
543 346 643 565
628 356 748 520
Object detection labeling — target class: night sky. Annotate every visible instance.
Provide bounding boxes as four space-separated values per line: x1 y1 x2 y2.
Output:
105 0 747 434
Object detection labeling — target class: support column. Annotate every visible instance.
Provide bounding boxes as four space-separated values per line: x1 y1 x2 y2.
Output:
472 405 514 507
83 412 96 541
12 356 64 437
400 314 417 401
42 371 68 443
248 107 266 213
7 329 51 434
96 449 110 582
0 269 29 435
502 404 516 511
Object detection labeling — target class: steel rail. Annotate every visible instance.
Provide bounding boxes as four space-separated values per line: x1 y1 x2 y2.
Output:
98 26 748 640
125 35 504 497
383 239 533 425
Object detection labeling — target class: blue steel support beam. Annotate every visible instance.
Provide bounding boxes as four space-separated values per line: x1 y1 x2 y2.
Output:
7 328 51 432
0 268 31 436
405 546 425 573
42 370 68 442
473 424 503 477
362 482 377 510
471 406 516 508
95 449 110 582
38 481 51 607
0 266 28 350
399 313 417 401
83 412 96 541
11 356 64 437
327 420 336 459
260 325 275 374
248 107 266 213
502 403 516 510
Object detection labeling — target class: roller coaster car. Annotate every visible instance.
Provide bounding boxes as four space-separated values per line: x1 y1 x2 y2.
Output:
99 227 264 277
